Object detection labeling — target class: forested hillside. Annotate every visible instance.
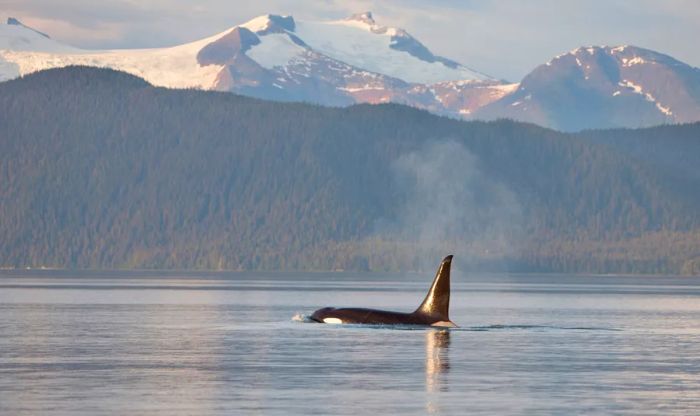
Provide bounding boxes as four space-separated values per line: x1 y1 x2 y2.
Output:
1 67 699 274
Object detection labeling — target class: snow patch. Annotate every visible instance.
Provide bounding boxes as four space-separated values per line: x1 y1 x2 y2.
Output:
0 22 78 52
619 79 643 95
295 19 487 84
441 79 483 88
656 102 673 116
241 15 274 32
489 83 519 94
611 45 628 53
0 55 20 81
619 79 673 116
338 85 385 92
246 33 305 69
622 56 647 66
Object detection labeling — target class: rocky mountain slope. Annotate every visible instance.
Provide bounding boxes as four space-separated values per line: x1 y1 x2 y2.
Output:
475 46 700 131
1 16 699 131
0 14 515 118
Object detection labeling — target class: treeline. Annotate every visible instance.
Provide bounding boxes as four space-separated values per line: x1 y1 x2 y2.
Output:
0 66 699 274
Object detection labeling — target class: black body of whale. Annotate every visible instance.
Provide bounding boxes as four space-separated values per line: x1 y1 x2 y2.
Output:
310 255 457 327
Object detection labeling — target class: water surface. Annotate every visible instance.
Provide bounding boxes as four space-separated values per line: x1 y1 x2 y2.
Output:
1 271 700 415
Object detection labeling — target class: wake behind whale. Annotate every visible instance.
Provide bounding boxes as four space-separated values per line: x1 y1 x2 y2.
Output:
310 255 457 327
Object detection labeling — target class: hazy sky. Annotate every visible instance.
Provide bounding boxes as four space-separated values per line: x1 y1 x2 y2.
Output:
2 0 698 81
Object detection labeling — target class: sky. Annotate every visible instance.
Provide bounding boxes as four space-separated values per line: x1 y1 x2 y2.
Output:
1 0 699 81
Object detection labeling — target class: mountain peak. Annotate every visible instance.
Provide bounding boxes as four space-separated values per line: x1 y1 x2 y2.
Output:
483 43 700 130
609 45 630 53
347 12 375 25
5 17 50 38
546 44 683 70
240 14 295 34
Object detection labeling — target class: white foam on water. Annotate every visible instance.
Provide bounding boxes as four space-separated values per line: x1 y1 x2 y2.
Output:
291 313 311 322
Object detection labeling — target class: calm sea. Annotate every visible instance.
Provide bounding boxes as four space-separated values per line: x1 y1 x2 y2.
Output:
1 270 699 415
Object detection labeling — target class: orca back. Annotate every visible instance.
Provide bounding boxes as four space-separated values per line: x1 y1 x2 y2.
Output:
310 255 457 327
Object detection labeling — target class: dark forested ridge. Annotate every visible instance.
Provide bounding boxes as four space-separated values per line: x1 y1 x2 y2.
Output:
1 66 699 274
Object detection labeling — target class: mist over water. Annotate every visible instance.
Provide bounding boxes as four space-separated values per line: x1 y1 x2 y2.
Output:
377 140 522 271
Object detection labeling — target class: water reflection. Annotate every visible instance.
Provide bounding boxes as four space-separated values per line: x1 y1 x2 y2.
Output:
425 329 450 414
6 273 700 415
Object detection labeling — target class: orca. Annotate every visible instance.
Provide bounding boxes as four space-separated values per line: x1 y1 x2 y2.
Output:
310 255 457 327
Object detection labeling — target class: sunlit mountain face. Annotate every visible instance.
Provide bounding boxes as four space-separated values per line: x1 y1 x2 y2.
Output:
0 13 515 123
474 46 700 131
1 15 699 131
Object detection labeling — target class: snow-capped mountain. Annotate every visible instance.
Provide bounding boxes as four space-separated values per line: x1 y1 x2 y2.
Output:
2 15 700 131
474 45 700 131
0 14 510 117
0 17 64 51
0 17 227 88
291 12 489 84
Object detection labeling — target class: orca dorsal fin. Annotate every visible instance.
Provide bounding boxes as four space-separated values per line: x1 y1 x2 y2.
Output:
414 255 453 321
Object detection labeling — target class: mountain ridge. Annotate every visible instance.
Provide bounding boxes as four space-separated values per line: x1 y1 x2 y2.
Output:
475 45 700 131
2 66 699 274
0 13 525 125
1 15 699 131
